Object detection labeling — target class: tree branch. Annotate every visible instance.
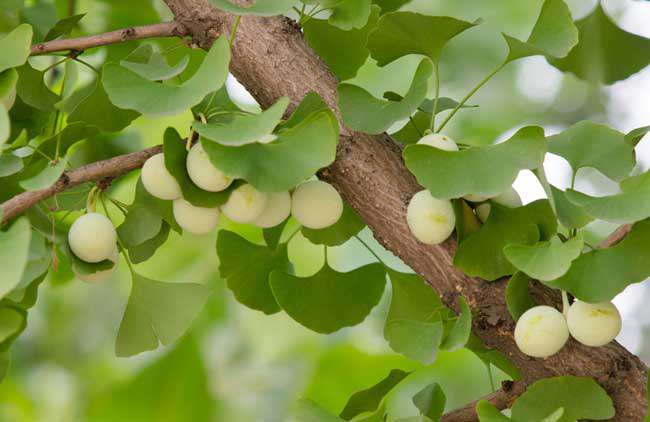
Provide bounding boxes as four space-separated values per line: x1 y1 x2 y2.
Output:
30 22 187 56
440 380 526 422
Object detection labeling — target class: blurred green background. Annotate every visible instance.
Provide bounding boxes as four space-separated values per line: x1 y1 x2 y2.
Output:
1 0 649 420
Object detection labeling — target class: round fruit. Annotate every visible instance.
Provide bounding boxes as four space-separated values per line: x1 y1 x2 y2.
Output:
475 187 522 223
514 305 569 358
475 203 491 223
566 301 621 347
74 247 118 283
416 133 459 151
2 87 16 111
186 143 232 192
254 191 291 228
141 153 181 200
173 199 220 235
68 213 117 263
221 183 268 224
291 181 343 229
406 190 455 245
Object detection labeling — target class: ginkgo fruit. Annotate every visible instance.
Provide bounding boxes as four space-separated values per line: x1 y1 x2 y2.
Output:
406 190 455 245
221 183 268 224
141 153 181 200
254 191 291 228
1 87 16 111
476 187 522 222
173 199 220 235
291 180 343 229
566 301 622 347
514 305 569 358
68 213 117 263
417 133 459 151
74 248 118 283
186 143 233 192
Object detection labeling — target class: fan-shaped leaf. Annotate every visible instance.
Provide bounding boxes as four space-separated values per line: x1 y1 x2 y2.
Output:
19 158 66 191
551 186 593 229
505 272 536 322
16 63 59 111
0 218 31 299
504 235 583 281
301 203 364 246
385 318 443 364
0 24 33 74
440 297 471 351
340 369 409 420
43 13 85 41
120 44 190 81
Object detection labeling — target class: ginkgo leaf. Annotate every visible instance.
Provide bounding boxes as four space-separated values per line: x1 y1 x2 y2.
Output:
625 125 650 147
269 263 386 333
120 44 190 81
0 107 8 148
440 297 471 351
453 199 481 243
128 223 170 264
103 36 230 116
413 383 446 420
294 399 344 422
201 109 338 192
0 154 23 177
323 0 372 30
504 235 583 281
0 218 31 299
0 307 26 348
551 186 593 230
19 158 67 191
385 317 443 364
339 58 432 134
565 171 650 224
545 219 650 302
16 63 60 111
547 4 650 84
0 24 33 74
194 97 289 146
372 0 410 14
43 13 85 41
367 12 478 65
339 369 410 420
115 273 208 357
454 201 557 281
36 122 99 158
404 126 546 199
0 69 17 99
207 0 294 16
475 400 510 421
506 272 536 321
547 121 635 181
301 203 365 246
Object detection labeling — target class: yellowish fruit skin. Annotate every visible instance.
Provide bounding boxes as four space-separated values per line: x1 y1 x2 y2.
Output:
514 305 569 358
254 191 291 228
186 143 232 192
567 301 622 347
74 248 118 283
406 190 455 245
416 133 459 151
68 213 117 263
221 183 268 224
173 199 220 235
141 153 182 200
291 181 343 229
475 187 522 223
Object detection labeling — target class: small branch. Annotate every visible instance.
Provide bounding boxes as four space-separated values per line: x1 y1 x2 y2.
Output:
440 380 526 422
600 224 631 248
30 22 187 56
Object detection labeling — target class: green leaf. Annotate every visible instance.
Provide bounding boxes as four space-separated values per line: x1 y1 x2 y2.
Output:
0 307 26 348
546 219 650 302
547 121 634 181
36 122 99 158
323 0 372 30
367 12 478 65
338 58 432 134
16 63 60 111
294 399 344 422
503 0 577 63
270 263 386 333
339 369 409 420
511 376 614 422
547 4 650 84
18 158 66 191
466 335 521 380
206 0 295 16
404 126 546 200
440 297 471 351
217 230 286 314
43 13 85 41
120 44 190 81
551 186 593 230
0 107 8 148
202 109 338 192
391 110 429 144
195 97 289 146
454 200 557 281
280 92 329 130
452 199 481 243
412 383 445 420
301 203 365 246
0 24 33 74
386 270 445 323
505 272 536 321
476 400 510 422
372 0 411 14
163 128 232 207
67 243 115 276
128 223 170 264
262 219 289 251
385 318 443 364
565 171 650 224
303 6 380 80
504 235 583 282
625 126 650 147
0 154 23 177
0 218 31 299
103 36 230 116
115 273 208 357
0 69 18 99
17 230 50 289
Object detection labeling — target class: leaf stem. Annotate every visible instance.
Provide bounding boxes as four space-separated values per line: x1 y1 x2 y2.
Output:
429 60 440 133
100 193 135 274
229 16 241 48
561 290 570 318
486 363 496 392
43 57 69 73
71 56 100 74
355 234 388 267
409 115 424 137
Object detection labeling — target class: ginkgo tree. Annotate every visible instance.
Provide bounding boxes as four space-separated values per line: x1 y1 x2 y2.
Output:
0 0 649 420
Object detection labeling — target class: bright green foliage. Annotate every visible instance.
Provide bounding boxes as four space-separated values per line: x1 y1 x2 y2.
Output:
0 307 26 347
391 110 429 144
18 158 66 191
440 297 472 351
626 126 650 147
548 4 650 84
546 219 650 302
43 13 85 41
0 24 32 74
207 0 295 16
565 172 650 224
452 199 481 243
66 243 115 276
302 203 365 246
194 97 289 146
270 263 386 333
115 273 208 357
339 369 409 420
547 121 635 181
16 63 59 111
120 44 190 81
476 400 510 421
128 223 170 264
404 126 546 200
385 318 443 364
367 12 478 65
505 272 536 321
0 218 31 299
412 383 446 420
294 399 344 422
454 201 557 281
339 58 432 134
35 122 99 158
372 0 411 13
0 68 17 99
551 186 593 230
0 107 8 147
0 154 22 177
504 235 583 281
317 0 372 30
103 37 230 116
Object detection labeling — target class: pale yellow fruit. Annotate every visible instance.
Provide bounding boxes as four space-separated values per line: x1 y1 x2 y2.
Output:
221 183 268 224
254 191 291 228
567 301 621 347
68 213 117 263
416 133 459 151
406 190 455 245
514 305 569 358
173 199 220 235
475 187 522 223
186 143 232 192
141 153 181 200
291 181 343 229
74 248 118 283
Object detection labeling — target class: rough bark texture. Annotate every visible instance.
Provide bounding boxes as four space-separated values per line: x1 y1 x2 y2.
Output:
164 1 647 419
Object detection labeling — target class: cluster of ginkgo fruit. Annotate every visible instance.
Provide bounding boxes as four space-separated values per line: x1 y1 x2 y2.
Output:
66 142 344 282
